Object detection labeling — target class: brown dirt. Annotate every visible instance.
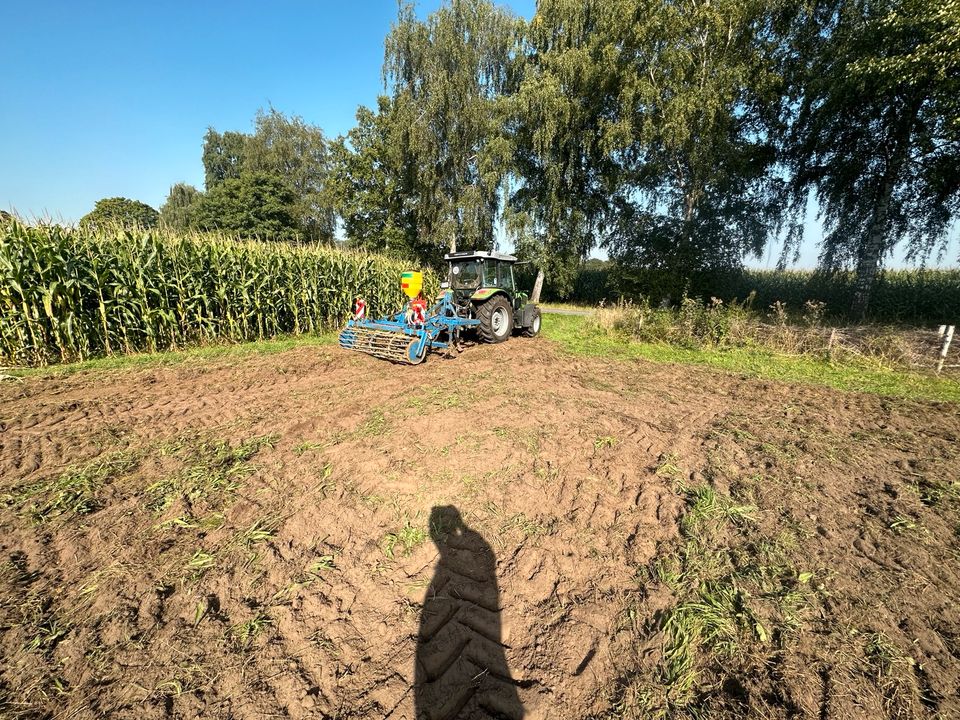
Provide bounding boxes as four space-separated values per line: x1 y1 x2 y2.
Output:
0 337 958 719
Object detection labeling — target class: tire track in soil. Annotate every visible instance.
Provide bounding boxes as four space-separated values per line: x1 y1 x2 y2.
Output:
1 340 959 719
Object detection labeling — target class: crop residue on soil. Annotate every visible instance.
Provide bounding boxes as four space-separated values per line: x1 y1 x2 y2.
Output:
1 338 959 719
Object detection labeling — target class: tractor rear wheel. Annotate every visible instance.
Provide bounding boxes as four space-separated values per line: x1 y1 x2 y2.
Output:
475 295 513 343
523 306 541 337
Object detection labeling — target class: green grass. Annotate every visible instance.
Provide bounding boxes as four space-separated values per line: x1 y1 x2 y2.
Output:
543 314 960 403
8 332 337 379
633 484 810 716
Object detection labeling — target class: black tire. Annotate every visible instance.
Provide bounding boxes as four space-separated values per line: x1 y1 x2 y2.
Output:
475 296 513 344
522 306 541 337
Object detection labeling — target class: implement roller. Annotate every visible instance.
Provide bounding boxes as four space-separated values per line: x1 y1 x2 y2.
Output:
338 271 479 364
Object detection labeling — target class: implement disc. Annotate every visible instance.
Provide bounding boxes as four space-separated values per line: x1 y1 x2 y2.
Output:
407 338 427 365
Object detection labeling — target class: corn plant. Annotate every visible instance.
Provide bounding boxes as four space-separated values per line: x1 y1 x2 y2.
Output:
0 218 437 366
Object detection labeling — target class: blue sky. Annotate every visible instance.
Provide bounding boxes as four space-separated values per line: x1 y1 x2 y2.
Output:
1 1 955 268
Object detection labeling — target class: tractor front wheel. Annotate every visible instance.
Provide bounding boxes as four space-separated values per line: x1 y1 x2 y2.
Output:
475 295 513 343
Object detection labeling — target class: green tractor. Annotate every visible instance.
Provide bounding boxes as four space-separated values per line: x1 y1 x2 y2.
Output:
444 250 541 343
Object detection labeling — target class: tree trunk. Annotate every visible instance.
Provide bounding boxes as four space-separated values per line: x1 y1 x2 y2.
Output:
531 269 545 303
851 172 896 319
851 100 920 319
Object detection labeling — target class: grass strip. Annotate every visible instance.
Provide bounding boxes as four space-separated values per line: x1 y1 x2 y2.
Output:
543 313 960 403
7 333 336 379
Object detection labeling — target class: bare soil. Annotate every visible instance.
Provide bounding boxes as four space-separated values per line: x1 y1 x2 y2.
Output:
1 336 958 719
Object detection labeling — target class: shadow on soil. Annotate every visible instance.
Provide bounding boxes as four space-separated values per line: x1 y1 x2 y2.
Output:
415 506 524 719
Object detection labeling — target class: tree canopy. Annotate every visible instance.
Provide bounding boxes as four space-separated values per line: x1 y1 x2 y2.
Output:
327 98 422 259
383 0 522 254
197 109 335 242
153 0 959 314
79 197 159 231
159 183 201 231
190 172 298 240
784 0 960 315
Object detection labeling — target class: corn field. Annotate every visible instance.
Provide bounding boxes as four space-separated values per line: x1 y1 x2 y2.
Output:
547 264 960 324
0 219 435 366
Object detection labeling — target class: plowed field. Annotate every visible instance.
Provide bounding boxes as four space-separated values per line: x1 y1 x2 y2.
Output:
2 335 958 719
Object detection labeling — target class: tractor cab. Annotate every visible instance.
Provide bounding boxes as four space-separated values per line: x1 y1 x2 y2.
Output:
444 250 541 343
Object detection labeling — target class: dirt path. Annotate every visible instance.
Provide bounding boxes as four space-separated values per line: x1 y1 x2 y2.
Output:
540 307 591 316
1 338 958 719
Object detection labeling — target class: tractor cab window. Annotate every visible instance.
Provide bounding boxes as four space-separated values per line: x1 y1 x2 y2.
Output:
483 261 499 287
450 261 480 289
500 264 515 292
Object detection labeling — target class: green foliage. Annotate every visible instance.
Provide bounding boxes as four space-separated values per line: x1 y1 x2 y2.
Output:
190 172 298 240
244 108 337 241
201 109 336 241
9 452 139 523
544 313 960 402
202 129 247 188
605 0 786 275
784 0 960 314
384 0 521 254
382 519 428 559
507 1 616 291
79 197 159 231
542 261 960 324
0 216 436 366
159 183 201 231
328 99 426 261
509 0 787 292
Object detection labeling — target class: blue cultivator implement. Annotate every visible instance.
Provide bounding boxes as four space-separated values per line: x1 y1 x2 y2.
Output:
339 273 479 365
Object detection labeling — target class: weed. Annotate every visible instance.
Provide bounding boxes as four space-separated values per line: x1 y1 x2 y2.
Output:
504 512 550 538
594 435 617 451
634 483 809 714
382 519 428 559
655 455 683 480
310 630 340 657
185 551 215 578
147 434 275 514
294 441 325 455
679 484 757 535
233 518 278 548
407 385 476 411
229 612 271 649
889 516 920 533
155 513 225 532
908 476 960 507
307 555 336 575
25 615 71 655
12 451 139 523
356 408 389 437
544 314 960 403
396 598 420 622
864 632 921 716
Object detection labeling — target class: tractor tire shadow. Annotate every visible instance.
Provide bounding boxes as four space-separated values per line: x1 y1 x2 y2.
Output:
415 506 525 720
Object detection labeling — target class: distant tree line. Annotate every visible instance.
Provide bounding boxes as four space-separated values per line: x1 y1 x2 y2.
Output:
81 0 959 317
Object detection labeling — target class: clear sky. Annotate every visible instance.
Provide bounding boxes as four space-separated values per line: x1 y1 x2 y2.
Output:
1 1 955 268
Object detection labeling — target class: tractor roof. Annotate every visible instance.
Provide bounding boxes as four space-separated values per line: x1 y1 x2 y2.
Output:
444 250 518 263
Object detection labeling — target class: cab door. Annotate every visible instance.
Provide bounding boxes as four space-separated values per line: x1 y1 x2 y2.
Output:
498 262 521 313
